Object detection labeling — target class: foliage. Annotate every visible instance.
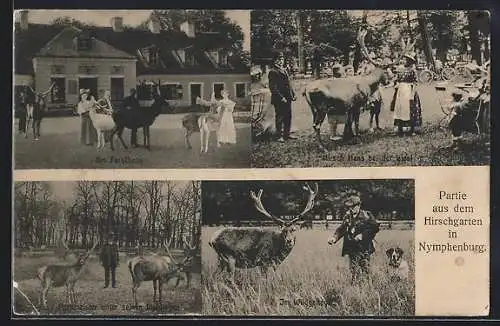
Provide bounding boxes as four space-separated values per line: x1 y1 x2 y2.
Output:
14 181 201 250
251 10 489 65
139 10 245 51
202 180 414 225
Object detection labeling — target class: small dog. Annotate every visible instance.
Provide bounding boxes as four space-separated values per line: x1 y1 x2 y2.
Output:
386 247 409 281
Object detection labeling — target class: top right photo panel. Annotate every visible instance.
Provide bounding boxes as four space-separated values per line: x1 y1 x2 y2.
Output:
250 10 490 168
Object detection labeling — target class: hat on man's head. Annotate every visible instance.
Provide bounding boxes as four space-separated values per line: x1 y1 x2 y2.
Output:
344 195 362 207
80 88 89 95
271 49 285 62
403 53 416 63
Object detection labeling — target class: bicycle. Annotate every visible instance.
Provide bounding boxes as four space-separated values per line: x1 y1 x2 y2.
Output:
418 66 455 84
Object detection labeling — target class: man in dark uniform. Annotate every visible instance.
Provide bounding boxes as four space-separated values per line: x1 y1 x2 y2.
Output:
328 191 380 283
17 90 27 134
122 88 141 147
99 233 119 288
268 51 297 143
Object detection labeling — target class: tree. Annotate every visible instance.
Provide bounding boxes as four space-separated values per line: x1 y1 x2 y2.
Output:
51 16 96 29
141 10 245 51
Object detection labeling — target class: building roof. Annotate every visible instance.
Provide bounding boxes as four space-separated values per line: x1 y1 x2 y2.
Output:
14 23 249 76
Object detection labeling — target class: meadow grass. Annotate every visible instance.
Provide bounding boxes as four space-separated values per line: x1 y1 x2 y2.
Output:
202 226 414 316
13 253 201 316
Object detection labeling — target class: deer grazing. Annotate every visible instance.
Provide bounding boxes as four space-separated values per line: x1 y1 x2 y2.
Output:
37 242 98 308
302 27 394 152
127 239 195 306
209 182 319 279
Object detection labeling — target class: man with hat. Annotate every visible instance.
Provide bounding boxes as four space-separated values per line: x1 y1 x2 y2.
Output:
328 191 380 283
99 232 119 288
268 50 297 142
122 88 141 147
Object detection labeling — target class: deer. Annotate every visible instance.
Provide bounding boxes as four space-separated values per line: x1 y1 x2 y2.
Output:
109 81 164 150
24 83 56 140
302 27 394 152
173 237 198 289
182 93 224 153
208 182 319 280
37 242 98 308
127 239 195 306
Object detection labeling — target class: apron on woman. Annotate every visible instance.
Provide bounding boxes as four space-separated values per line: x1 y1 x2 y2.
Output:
391 68 422 130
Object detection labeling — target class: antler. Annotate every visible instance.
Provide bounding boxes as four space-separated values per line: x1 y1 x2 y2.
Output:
287 182 319 226
250 189 286 226
357 27 393 69
38 82 56 98
164 238 179 264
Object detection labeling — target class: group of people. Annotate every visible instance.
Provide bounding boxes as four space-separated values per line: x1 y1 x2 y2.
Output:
77 88 141 147
259 50 424 143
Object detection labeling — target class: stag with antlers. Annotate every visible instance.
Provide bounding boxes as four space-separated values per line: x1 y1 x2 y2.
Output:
208 182 319 280
109 81 164 150
127 238 195 306
302 27 395 151
37 242 98 308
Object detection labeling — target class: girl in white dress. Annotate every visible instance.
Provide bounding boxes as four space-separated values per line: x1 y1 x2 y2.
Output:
216 90 237 144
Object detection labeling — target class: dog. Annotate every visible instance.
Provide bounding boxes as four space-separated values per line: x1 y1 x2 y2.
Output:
386 247 409 281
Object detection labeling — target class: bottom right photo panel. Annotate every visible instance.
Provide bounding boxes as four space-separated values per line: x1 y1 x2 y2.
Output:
201 179 414 316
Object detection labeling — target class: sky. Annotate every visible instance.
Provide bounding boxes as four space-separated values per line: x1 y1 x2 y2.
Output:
14 10 250 51
47 180 191 203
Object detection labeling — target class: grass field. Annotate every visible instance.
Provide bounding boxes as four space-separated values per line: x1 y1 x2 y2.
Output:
251 81 490 167
202 226 414 316
14 113 251 169
13 252 201 316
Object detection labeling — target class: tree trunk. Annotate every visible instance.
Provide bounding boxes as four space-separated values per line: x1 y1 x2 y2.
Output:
468 11 482 65
297 11 305 74
417 12 435 71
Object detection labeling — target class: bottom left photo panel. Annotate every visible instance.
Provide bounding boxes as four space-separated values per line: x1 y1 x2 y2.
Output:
12 180 202 316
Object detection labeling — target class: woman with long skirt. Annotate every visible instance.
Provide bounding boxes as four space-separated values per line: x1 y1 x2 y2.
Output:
78 89 97 145
390 54 422 136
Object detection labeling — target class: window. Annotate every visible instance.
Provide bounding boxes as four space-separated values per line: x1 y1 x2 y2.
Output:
50 77 66 103
186 52 197 66
77 36 92 51
219 52 229 66
213 83 225 100
68 80 78 95
110 77 124 101
50 65 65 74
235 83 246 98
148 48 159 65
78 65 98 75
160 84 183 100
111 66 124 74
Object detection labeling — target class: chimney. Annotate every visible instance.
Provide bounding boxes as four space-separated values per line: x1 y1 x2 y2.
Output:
180 20 196 38
111 16 123 32
148 15 161 34
18 10 29 30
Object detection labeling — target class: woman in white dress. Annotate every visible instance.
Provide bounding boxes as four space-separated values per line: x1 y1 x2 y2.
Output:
216 89 237 145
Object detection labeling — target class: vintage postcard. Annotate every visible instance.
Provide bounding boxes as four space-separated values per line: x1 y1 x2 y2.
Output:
250 10 490 168
12 180 202 316
11 8 491 319
13 10 251 169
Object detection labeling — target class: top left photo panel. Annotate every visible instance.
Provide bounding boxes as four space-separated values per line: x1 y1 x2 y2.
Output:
13 9 252 169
